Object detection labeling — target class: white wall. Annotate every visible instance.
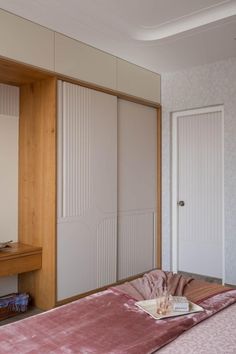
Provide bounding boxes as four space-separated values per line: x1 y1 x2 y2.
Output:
0 83 19 295
161 57 236 285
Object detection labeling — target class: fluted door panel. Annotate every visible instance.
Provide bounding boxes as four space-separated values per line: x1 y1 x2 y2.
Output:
57 81 117 300
177 108 223 278
117 99 157 280
118 211 155 279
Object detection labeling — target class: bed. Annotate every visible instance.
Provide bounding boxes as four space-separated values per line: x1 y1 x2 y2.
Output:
0 270 235 353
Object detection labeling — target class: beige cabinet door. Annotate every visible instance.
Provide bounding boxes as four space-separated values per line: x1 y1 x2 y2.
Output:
0 10 54 70
57 81 117 300
117 99 157 279
116 58 161 103
55 33 116 90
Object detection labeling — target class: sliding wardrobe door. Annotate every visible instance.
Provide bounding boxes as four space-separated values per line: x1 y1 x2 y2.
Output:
117 99 157 280
57 81 117 301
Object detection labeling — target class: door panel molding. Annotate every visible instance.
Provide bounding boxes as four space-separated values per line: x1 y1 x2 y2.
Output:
171 105 224 283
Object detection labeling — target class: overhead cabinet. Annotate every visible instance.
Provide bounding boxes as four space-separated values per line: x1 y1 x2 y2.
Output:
55 34 117 90
57 81 157 301
54 33 161 102
0 8 161 104
0 10 54 71
116 59 161 103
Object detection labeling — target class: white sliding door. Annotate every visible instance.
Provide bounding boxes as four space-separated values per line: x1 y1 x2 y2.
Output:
57 81 117 300
117 99 157 280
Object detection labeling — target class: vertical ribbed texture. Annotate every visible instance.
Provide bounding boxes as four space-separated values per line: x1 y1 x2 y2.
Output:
57 81 118 299
96 217 117 287
0 84 19 117
57 81 63 219
61 82 91 218
178 111 223 277
117 99 157 280
118 212 154 280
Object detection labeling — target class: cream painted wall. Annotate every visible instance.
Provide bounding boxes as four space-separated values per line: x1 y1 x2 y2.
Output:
0 83 19 295
161 57 236 285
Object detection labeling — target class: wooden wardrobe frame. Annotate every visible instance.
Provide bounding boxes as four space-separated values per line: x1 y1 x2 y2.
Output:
0 57 162 310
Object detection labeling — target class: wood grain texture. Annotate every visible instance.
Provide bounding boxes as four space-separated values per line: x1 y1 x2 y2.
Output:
0 57 160 107
18 77 56 310
0 57 53 86
0 242 42 277
0 56 162 308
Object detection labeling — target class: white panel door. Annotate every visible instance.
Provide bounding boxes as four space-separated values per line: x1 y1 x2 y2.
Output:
174 107 223 278
57 81 117 300
117 99 157 280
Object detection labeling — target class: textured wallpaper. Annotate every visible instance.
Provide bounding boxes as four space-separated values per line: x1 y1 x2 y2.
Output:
161 57 236 285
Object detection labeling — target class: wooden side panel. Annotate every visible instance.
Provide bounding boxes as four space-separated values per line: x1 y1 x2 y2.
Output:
0 57 53 86
18 77 56 310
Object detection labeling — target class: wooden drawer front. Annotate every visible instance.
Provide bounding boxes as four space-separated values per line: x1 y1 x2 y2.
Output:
0 254 42 277
0 243 42 277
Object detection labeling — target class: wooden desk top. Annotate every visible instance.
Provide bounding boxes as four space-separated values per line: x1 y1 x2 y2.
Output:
0 242 42 260
0 242 42 277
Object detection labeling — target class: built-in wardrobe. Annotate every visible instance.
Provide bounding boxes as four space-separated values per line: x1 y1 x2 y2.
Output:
57 81 158 302
0 57 161 311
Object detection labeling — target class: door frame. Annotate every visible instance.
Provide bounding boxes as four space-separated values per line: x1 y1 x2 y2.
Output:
171 105 225 283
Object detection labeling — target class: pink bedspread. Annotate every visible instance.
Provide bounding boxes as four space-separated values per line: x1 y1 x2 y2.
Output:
112 270 193 300
0 288 236 353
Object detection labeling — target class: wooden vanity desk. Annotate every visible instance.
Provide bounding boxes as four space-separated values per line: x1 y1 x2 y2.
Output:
0 243 42 277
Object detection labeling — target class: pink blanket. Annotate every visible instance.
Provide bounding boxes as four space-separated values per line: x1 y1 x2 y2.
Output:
112 269 193 300
0 288 236 353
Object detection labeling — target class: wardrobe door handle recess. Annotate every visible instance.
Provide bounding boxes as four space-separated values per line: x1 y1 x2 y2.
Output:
178 201 185 207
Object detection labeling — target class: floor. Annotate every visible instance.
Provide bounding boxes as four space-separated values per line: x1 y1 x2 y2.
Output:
178 271 236 288
0 307 43 326
178 271 222 284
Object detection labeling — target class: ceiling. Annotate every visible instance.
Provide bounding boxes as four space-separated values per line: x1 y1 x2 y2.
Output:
0 0 236 73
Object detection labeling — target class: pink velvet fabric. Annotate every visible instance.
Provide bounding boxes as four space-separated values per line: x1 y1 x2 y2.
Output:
0 288 236 353
112 269 193 300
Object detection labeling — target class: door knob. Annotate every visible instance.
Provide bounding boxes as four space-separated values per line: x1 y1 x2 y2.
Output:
178 201 185 207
